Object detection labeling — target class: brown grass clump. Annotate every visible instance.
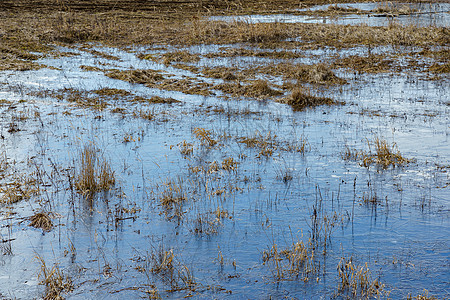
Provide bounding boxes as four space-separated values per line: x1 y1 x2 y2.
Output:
105 69 212 96
262 239 317 281
237 131 277 158
29 212 53 232
337 257 385 299
407 290 439 300
333 54 394 73
146 244 196 290
105 69 164 85
158 78 212 96
134 96 180 104
428 62 450 74
371 138 411 169
36 255 74 300
0 176 39 204
294 64 347 84
75 144 115 198
80 65 102 72
0 43 45 71
277 87 338 111
93 88 131 97
244 80 282 98
193 127 217 147
343 138 412 169
202 67 239 81
213 80 282 99
138 50 201 65
158 177 187 219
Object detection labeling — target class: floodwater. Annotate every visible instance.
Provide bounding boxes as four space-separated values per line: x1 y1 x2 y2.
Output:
211 2 450 27
0 7 449 300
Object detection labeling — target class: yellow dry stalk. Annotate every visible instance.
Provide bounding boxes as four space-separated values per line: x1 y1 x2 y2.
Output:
178 140 194 156
75 144 115 197
221 157 239 171
193 127 217 147
337 257 385 298
36 255 74 300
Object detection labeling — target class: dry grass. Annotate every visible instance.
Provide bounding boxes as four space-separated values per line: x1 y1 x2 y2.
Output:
428 62 450 74
105 69 164 84
262 239 317 281
158 177 187 219
93 88 132 97
106 69 212 96
29 212 54 232
178 140 194 157
139 50 201 65
237 131 278 158
0 176 39 204
193 127 218 147
213 79 282 99
343 137 412 169
407 290 439 300
36 255 74 300
138 243 196 290
333 54 395 73
337 257 385 299
277 87 338 111
75 144 115 198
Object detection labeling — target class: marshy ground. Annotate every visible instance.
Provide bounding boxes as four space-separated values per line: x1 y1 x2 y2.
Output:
0 0 449 299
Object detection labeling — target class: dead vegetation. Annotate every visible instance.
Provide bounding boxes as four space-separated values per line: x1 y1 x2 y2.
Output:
237 131 278 158
214 80 282 99
343 137 412 169
74 144 115 198
135 243 196 291
407 290 440 300
0 175 39 204
29 212 54 232
262 239 317 281
336 257 385 299
139 50 201 65
36 255 74 300
333 54 395 73
106 69 212 96
277 87 339 111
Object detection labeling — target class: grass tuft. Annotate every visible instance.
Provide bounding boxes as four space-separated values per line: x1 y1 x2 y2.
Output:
278 87 338 111
36 255 74 300
75 144 115 198
29 212 53 232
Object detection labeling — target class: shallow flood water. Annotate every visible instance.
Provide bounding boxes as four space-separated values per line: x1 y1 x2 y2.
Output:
211 2 450 27
0 11 449 300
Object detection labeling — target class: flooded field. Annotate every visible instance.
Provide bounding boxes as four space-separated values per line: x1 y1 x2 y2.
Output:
0 0 449 299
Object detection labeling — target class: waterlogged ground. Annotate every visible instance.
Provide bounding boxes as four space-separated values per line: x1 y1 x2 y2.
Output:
212 2 450 27
0 2 449 300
